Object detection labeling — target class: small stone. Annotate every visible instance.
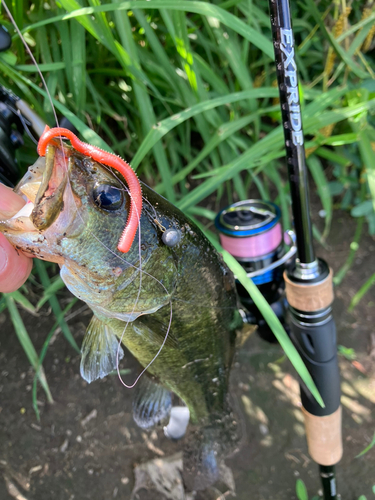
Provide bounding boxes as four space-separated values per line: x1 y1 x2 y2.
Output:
259 424 269 435
60 438 69 453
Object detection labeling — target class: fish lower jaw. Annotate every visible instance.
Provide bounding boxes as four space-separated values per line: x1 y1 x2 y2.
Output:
0 200 37 233
11 200 34 219
1 170 43 232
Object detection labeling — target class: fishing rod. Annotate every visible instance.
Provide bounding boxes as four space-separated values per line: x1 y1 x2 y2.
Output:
268 0 342 497
217 0 342 497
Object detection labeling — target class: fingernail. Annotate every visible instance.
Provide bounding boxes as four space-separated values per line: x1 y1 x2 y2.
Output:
0 244 8 274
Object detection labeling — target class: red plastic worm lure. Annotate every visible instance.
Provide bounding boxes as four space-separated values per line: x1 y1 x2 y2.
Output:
37 126 142 253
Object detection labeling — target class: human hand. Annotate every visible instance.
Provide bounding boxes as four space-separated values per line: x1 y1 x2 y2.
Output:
0 184 33 293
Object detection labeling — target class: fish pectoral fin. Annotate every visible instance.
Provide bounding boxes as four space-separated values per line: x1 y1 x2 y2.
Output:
80 315 124 384
132 375 172 429
136 316 178 349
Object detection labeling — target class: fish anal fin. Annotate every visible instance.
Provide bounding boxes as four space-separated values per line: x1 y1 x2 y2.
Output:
80 315 124 383
132 375 172 429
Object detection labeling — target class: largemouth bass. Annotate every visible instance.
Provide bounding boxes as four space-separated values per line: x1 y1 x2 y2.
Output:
0 139 242 488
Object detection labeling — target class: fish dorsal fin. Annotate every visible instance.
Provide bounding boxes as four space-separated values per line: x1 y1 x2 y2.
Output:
132 375 172 429
80 315 124 383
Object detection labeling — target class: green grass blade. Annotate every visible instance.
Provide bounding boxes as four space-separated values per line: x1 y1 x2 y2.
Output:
36 276 66 310
71 18 86 115
21 1 274 59
349 273 375 312
210 246 324 408
111 0 175 201
358 129 375 213
336 12 375 43
356 432 375 458
177 98 375 210
32 297 78 420
333 218 364 286
4 294 53 403
266 163 291 231
132 88 279 168
15 62 66 72
156 108 278 194
307 156 332 239
304 0 369 79
315 147 351 168
0 58 112 151
8 289 36 314
34 260 80 353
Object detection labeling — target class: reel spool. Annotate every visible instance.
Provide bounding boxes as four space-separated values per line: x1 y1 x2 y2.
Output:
215 200 297 341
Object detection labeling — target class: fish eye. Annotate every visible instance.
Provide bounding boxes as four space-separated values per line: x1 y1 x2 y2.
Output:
93 184 124 211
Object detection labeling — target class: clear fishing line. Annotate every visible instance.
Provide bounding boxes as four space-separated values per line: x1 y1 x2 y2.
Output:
104 169 173 389
3 0 173 388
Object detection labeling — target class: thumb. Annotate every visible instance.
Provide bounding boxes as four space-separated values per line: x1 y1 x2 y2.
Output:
0 234 33 293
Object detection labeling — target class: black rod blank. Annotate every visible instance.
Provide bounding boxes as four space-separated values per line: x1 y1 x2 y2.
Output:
320 465 338 500
268 0 315 264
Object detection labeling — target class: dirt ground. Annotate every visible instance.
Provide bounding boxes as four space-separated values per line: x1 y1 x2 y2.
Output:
0 207 374 500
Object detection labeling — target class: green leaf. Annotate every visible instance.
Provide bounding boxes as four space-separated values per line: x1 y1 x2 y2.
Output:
296 479 309 500
0 51 18 66
349 273 375 311
338 345 356 361
328 181 344 196
351 200 374 218
177 98 375 211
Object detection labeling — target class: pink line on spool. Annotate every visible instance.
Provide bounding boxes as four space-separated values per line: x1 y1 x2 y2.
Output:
220 223 282 259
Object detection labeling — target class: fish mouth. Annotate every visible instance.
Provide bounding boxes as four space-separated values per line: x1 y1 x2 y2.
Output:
0 143 71 234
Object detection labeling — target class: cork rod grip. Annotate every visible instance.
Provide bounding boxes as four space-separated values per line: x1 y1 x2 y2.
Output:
284 267 342 466
302 406 343 465
284 269 334 312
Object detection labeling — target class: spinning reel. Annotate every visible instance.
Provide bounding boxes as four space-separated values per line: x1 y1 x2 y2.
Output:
216 199 296 342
